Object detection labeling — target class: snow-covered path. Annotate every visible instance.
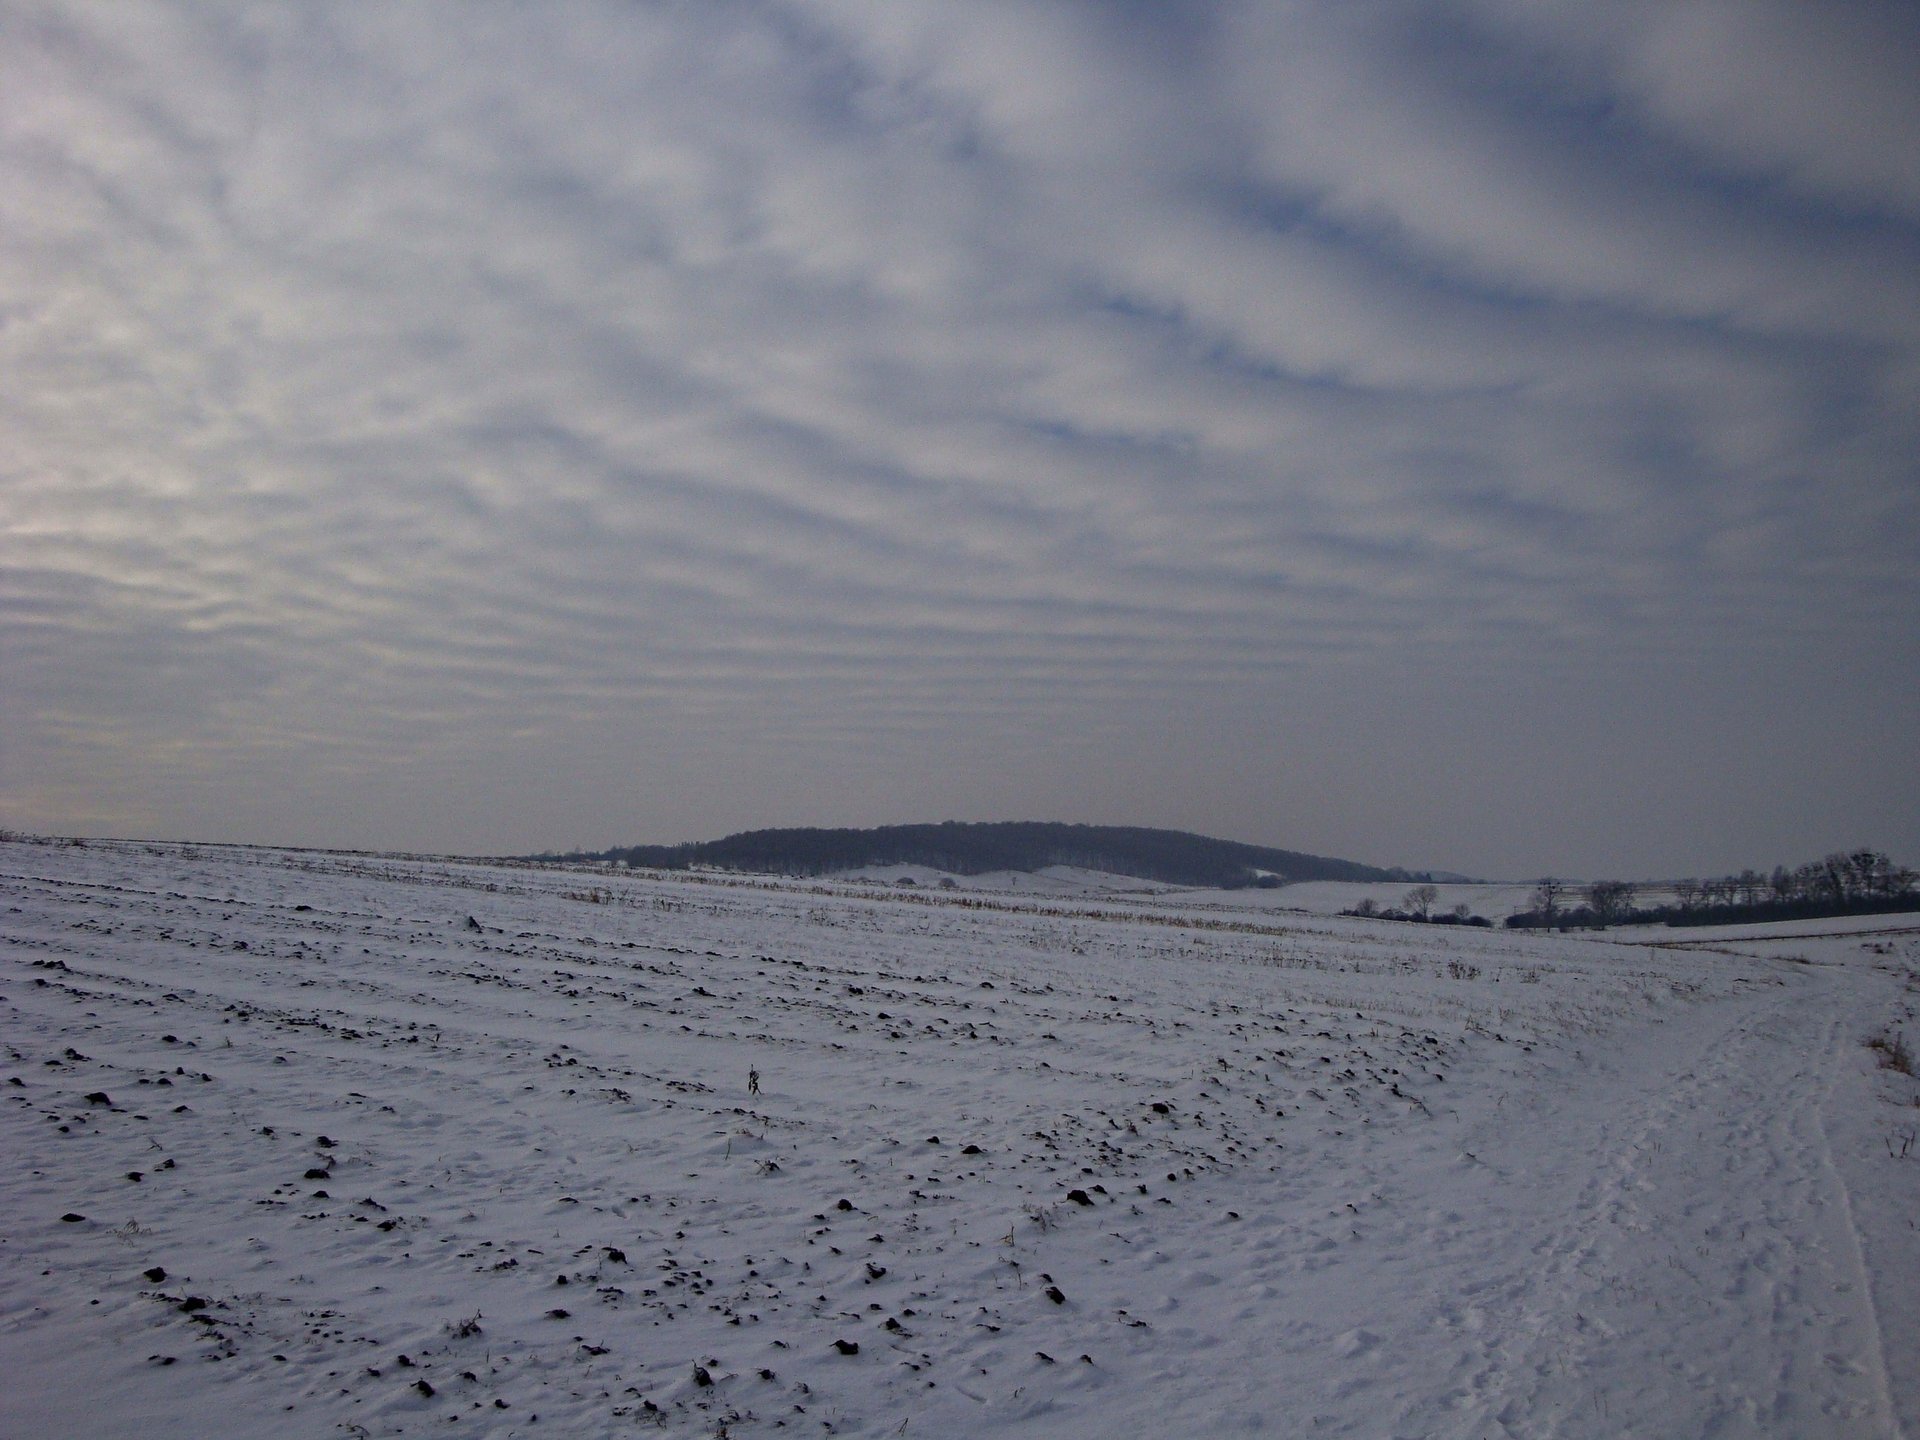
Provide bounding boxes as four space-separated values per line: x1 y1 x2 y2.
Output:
1453 960 1907 1437
1054 946 1918 1440
2 840 1914 1438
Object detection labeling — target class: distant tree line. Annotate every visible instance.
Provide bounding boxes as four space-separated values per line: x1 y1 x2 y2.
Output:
535 821 1412 889
1506 849 1916 930
1342 883 1493 927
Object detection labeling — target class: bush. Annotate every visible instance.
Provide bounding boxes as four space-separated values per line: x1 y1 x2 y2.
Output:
1868 1031 1915 1077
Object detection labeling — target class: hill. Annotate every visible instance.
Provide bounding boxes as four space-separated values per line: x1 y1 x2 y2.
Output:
543 820 1414 888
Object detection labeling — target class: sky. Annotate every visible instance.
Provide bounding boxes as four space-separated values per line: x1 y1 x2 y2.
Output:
3 0 1917 881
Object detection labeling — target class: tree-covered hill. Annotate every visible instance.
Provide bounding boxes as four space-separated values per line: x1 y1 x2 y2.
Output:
538 821 1414 889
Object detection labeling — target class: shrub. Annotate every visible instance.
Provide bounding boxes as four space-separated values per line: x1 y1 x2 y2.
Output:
1867 1031 1915 1077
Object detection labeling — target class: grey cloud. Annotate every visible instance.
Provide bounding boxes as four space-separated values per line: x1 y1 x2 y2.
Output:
1216 2 1920 343
1468 0 1920 221
1 0 1914 875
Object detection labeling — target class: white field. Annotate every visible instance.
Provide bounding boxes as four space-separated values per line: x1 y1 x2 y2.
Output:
3 838 1916 1439
828 864 1188 898
832 869 1542 921
1268 880 1543 921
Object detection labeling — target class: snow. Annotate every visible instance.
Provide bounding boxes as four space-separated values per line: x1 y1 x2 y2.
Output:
1266 880 1543 921
3 836 1915 1438
830 864 1181 896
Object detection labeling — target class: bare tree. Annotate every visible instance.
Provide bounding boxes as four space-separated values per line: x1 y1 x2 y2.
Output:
1585 879 1637 927
1849 849 1897 898
1814 853 1850 903
1404 884 1439 921
1531 877 1565 918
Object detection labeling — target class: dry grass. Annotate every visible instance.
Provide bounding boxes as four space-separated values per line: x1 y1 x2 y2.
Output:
1866 1030 1915 1077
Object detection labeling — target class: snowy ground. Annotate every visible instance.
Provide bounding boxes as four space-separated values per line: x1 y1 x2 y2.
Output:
3 837 1915 1439
827 864 1183 896
827 868 1545 922
826 869 1539 923
1268 880 1542 921
827 868 1542 922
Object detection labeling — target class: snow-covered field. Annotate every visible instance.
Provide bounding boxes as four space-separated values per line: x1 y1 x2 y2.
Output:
828 864 1183 896
1268 880 1542 921
827 869 1538 923
3 837 1916 1439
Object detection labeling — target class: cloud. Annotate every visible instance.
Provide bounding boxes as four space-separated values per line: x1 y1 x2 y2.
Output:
1 0 1915 875
1469 0 1920 222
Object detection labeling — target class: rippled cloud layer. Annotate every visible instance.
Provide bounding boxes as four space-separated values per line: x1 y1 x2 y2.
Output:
4 1 1915 875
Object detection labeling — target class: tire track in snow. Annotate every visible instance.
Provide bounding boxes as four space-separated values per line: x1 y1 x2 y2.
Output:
1808 1011 1906 1440
1468 968 1902 1438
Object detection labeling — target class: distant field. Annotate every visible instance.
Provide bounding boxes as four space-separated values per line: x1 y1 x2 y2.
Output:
828 866 1541 920
1251 879 1542 920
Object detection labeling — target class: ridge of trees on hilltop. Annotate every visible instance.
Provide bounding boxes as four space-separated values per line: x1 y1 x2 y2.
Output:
1506 849 1917 930
540 821 1411 889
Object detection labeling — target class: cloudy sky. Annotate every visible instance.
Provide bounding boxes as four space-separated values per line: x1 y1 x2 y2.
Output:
3 0 1916 880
